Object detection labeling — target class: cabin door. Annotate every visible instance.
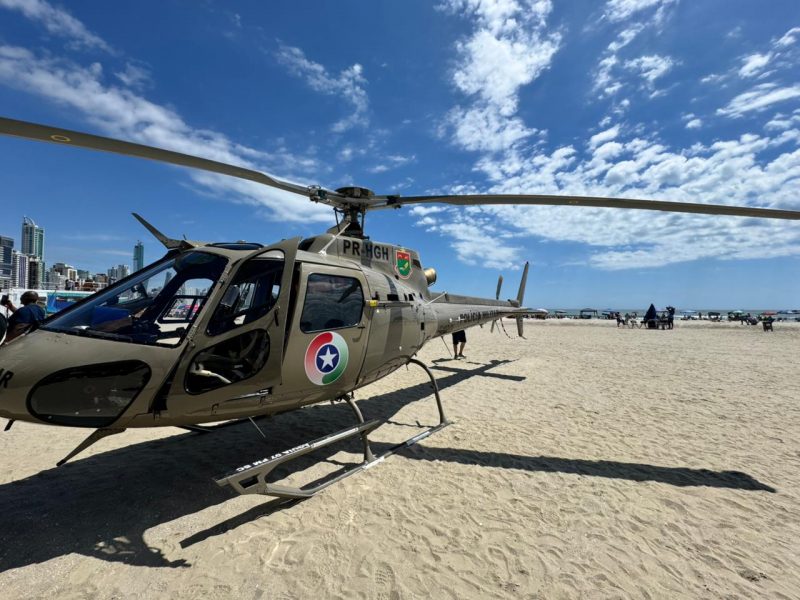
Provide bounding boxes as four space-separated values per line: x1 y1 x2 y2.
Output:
279 262 370 404
164 239 298 421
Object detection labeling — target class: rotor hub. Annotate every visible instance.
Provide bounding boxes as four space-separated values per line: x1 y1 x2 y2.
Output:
335 186 375 199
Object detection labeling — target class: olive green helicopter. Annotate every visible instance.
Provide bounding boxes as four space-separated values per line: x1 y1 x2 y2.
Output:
1 116 798 499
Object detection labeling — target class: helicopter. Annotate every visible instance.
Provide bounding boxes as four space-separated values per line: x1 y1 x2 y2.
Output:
1 116 799 500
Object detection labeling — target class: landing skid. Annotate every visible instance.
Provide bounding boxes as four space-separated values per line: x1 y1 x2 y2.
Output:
215 358 450 499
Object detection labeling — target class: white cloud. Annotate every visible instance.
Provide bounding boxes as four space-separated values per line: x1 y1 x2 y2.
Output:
446 105 536 152
765 110 800 131
700 72 725 85
276 44 368 133
452 28 557 114
589 125 620 148
433 5 800 270
593 141 624 160
409 206 448 216
592 7 676 100
717 83 800 118
624 54 674 85
114 62 151 89
367 154 416 174
0 45 332 223
775 26 800 48
424 121 800 270
738 52 772 78
0 0 112 52
417 216 439 227
707 25 800 90
603 0 675 23
433 213 523 269
441 0 561 152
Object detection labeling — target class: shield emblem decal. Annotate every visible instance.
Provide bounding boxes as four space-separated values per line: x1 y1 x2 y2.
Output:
395 249 411 279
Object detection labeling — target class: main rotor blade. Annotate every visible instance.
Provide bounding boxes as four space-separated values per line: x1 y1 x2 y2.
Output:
0 116 339 201
377 193 800 220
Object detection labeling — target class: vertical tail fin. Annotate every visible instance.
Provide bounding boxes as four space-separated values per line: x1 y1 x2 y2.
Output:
491 275 503 333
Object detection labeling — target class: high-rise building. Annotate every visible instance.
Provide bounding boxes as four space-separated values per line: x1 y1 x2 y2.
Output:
107 264 131 284
21 217 45 262
133 241 144 272
28 257 44 289
0 235 13 290
20 217 45 288
12 251 29 289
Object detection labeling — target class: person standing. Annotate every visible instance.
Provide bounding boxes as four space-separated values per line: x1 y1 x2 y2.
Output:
2 291 45 343
451 329 467 359
667 306 675 330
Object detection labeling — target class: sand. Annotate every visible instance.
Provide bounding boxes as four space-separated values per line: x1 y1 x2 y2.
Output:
1 319 799 599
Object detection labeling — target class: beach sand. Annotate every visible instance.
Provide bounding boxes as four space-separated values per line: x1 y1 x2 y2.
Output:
1 320 799 599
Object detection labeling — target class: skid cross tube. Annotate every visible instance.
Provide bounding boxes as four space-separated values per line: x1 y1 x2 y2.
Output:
216 359 450 499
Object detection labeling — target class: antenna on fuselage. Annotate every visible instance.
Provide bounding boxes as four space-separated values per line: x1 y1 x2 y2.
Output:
132 213 199 250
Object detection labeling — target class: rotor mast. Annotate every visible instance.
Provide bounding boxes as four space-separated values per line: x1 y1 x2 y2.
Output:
322 186 376 238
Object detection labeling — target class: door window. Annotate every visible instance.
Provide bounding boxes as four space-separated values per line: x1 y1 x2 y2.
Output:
207 251 284 336
300 274 364 333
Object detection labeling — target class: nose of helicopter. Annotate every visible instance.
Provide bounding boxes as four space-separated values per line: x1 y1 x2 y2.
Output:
0 334 46 422
0 330 165 427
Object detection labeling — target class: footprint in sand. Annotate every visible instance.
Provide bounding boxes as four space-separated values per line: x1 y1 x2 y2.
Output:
372 563 399 600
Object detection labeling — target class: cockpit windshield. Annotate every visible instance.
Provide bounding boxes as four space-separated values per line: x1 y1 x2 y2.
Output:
42 252 228 346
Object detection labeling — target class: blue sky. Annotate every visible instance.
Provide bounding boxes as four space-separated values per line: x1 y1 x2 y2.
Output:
1 0 799 309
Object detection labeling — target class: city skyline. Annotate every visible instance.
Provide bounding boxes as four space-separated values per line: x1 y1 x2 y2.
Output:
0 214 147 291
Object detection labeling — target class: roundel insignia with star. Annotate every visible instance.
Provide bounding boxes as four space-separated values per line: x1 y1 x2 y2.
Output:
304 331 350 385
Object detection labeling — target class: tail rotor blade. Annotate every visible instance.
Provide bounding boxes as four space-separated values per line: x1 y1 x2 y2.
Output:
516 262 529 306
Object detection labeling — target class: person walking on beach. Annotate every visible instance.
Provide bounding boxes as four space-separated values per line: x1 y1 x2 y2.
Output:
452 329 467 359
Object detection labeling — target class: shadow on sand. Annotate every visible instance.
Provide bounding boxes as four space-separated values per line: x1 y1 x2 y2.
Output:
0 359 774 571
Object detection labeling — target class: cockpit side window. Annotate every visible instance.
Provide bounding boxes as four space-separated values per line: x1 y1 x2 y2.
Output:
207 254 284 336
41 252 227 347
300 274 364 333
